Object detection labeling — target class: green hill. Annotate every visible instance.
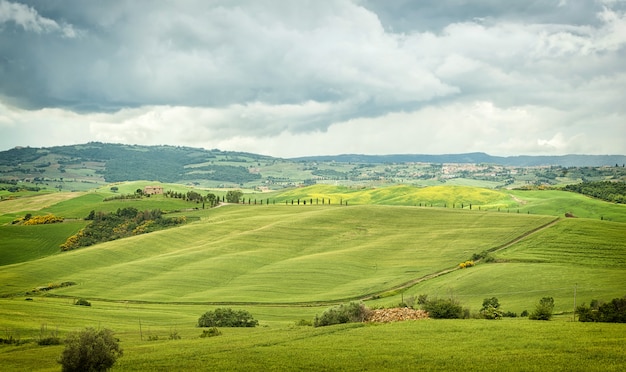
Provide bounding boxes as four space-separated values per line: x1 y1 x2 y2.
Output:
1 183 625 371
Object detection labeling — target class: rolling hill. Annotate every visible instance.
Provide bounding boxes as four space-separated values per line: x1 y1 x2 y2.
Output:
1 182 625 371
2 143 625 192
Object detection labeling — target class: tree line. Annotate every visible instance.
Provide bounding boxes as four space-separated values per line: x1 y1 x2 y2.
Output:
563 181 626 204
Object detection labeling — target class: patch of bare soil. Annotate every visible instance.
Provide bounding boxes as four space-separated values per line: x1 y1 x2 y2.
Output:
366 308 429 323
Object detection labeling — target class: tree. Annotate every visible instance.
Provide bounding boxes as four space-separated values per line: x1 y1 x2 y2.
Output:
422 297 465 319
198 308 258 327
58 328 122 372
529 297 554 320
480 297 503 319
225 190 243 203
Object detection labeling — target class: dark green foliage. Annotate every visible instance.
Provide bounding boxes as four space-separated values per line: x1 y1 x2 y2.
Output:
38 336 62 345
58 328 122 372
295 319 313 327
183 165 261 183
311 169 348 180
520 310 529 317
421 297 466 319
200 327 222 338
480 297 503 319
529 297 554 320
75 298 91 307
471 250 496 262
61 208 185 251
225 190 243 203
577 296 626 323
37 324 61 346
314 302 371 327
197 308 258 328
564 181 626 203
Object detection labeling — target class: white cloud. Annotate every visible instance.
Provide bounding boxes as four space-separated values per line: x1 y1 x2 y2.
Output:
0 1 625 156
0 0 78 37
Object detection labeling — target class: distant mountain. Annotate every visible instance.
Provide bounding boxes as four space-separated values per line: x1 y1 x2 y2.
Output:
292 153 626 167
1 143 624 191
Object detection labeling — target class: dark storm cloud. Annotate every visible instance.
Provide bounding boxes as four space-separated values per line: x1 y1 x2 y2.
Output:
360 0 620 32
0 0 625 156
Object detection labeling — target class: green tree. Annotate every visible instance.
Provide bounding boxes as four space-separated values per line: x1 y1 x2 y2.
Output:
529 297 554 320
225 190 243 203
480 297 503 319
198 308 258 327
422 297 465 319
58 328 122 372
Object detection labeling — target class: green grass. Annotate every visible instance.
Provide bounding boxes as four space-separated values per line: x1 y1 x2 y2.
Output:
376 218 626 314
0 222 87 266
1 183 625 370
0 297 624 371
0 205 556 303
509 189 626 222
272 185 626 222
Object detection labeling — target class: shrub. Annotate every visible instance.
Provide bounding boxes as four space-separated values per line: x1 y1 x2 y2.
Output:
295 319 313 327
200 327 222 338
74 298 91 307
58 328 122 372
168 329 181 340
480 297 503 320
197 308 258 328
421 297 466 319
529 297 554 320
38 324 61 346
314 302 371 327
458 260 474 269
577 296 626 323
520 310 529 317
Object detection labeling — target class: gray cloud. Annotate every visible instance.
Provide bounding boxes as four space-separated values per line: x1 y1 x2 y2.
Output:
1 0 625 156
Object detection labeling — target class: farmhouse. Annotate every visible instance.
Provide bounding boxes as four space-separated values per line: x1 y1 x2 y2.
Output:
143 185 164 195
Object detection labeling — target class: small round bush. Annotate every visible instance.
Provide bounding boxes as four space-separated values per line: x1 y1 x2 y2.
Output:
74 298 91 307
58 328 122 372
198 308 258 327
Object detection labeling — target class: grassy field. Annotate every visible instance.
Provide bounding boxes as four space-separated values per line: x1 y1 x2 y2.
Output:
272 184 626 222
0 184 624 370
0 297 624 371
0 205 558 303
0 222 87 266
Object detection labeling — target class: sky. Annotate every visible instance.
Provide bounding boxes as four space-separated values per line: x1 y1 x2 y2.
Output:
1 0 625 158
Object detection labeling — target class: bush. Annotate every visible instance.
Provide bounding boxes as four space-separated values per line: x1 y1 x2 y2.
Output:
295 319 313 327
577 296 626 323
38 324 61 346
200 327 222 338
480 297 503 320
74 298 91 307
314 302 371 327
529 297 554 320
58 328 122 372
197 308 258 328
421 297 466 319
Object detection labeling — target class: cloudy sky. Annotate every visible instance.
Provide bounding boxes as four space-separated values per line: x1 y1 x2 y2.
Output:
1 0 625 157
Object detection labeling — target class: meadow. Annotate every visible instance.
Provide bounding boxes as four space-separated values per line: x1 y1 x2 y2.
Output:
1 183 625 370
